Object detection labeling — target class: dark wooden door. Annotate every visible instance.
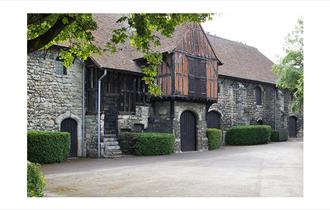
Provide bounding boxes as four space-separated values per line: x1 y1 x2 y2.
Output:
180 111 196 151
207 111 221 129
61 118 78 157
104 94 119 135
289 116 297 137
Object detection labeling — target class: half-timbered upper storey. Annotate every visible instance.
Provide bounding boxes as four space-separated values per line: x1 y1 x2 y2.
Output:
155 23 221 102
80 14 223 116
56 14 222 117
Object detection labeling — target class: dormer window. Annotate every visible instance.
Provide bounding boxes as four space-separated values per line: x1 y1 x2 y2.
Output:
55 56 67 75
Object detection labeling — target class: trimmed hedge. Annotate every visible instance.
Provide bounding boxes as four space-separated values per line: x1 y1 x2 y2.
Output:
271 129 289 142
119 132 175 155
271 131 280 142
27 162 45 197
226 125 271 145
207 128 222 150
279 128 289 141
27 130 70 164
119 132 136 154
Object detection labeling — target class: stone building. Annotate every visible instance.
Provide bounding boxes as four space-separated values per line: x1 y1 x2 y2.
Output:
27 14 303 158
206 34 303 138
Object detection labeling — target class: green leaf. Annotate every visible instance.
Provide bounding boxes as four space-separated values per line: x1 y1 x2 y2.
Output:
272 18 303 113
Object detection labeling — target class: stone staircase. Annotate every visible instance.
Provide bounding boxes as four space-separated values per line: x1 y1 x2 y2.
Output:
103 134 122 158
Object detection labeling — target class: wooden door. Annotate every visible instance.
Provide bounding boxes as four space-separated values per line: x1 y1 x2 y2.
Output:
207 111 221 129
180 111 196 151
61 118 78 157
104 94 119 135
289 116 297 137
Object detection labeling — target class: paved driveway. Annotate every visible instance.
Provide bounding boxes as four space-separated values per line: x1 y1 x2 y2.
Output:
42 139 303 197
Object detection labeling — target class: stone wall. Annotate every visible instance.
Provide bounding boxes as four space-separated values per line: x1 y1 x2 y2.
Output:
27 49 84 156
209 76 303 137
117 105 151 133
28 48 304 160
210 77 276 129
148 100 208 152
275 89 288 130
173 101 208 152
84 114 105 157
148 101 173 133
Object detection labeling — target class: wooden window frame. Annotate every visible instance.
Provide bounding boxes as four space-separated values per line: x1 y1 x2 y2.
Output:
55 56 67 76
188 56 207 99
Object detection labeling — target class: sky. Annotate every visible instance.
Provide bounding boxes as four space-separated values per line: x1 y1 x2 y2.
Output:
202 6 303 63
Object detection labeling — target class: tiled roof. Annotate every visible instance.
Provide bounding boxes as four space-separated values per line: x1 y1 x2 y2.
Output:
207 34 277 84
89 14 190 73
58 14 277 84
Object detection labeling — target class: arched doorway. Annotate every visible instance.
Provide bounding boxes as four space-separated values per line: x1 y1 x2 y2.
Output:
207 111 221 129
61 118 78 157
289 116 297 137
257 119 263 125
180 111 196 151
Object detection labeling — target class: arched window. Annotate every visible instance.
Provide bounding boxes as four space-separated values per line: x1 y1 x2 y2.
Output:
55 56 67 75
255 86 262 105
207 111 221 129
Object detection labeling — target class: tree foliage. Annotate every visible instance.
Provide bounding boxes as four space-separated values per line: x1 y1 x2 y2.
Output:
272 18 304 113
27 13 212 95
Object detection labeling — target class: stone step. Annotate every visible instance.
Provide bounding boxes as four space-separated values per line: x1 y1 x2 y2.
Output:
103 137 118 142
106 145 120 150
103 133 122 158
103 155 122 158
104 141 119 146
105 149 122 154
104 150 122 158
104 134 117 138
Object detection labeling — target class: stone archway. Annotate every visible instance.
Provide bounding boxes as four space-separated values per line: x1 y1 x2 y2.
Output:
289 116 297 137
61 118 78 157
207 110 221 129
56 111 82 156
180 110 197 152
257 119 263 125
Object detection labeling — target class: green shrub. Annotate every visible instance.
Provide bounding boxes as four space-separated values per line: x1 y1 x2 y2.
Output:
279 128 289 141
271 129 289 142
271 131 280 142
135 132 175 155
27 162 45 197
226 125 271 145
119 132 136 154
120 132 175 156
27 130 70 164
207 128 222 150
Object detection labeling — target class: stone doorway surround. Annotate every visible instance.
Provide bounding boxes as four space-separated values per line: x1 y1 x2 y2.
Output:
173 101 208 152
56 111 83 157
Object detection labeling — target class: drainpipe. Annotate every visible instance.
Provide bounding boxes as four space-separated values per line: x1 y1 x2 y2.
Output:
81 60 85 157
97 69 107 158
274 87 276 131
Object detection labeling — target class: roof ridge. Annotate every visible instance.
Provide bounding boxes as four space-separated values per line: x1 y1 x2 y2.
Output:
206 33 258 50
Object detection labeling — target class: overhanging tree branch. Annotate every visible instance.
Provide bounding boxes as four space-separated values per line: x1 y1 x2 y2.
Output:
27 14 51 26
27 15 75 53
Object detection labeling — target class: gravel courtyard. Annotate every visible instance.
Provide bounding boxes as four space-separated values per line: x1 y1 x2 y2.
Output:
42 139 303 197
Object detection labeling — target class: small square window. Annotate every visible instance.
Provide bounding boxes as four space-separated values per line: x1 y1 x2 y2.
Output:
55 57 67 75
